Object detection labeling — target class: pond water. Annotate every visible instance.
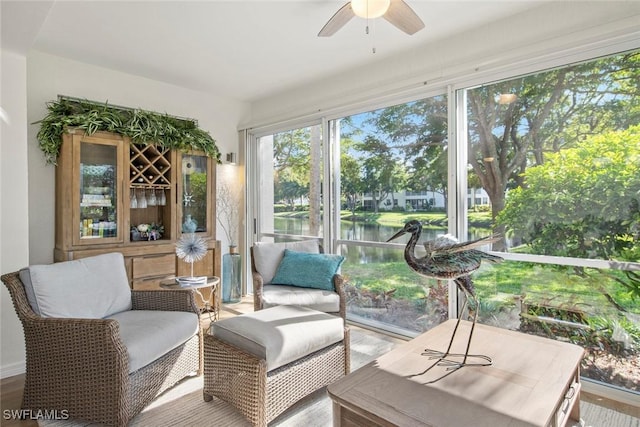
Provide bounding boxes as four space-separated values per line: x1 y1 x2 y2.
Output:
275 217 448 243
274 217 491 262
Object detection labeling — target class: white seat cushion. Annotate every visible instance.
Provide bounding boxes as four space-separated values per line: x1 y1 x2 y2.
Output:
252 240 320 284
210 305 344 371
19 252 131 318
262 284 340 313
106 309 199 373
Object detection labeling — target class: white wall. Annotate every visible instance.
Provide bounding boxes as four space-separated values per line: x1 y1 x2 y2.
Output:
248 2 640 128
0 51 249 377
1 50 30 377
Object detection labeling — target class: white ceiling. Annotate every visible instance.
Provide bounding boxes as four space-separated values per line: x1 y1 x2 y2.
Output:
1 0 541 103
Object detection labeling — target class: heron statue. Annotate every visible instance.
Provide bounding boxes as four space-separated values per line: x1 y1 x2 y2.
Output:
387 220 503 383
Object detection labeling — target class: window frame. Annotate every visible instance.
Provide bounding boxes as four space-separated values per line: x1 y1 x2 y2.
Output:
244 43 640 404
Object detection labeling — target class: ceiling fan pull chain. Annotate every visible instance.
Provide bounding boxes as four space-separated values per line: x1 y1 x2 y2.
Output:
371 18 377 54
365 23 376 53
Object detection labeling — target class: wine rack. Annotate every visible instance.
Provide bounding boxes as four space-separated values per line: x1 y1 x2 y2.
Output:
129 144 172 187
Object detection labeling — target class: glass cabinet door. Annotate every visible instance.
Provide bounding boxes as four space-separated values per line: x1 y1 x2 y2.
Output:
73 135 123 245
178 152 213 236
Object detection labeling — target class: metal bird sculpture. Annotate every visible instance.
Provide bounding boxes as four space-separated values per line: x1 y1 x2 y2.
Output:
387 220 503 382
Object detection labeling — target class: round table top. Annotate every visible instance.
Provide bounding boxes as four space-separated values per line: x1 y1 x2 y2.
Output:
160 276 220 290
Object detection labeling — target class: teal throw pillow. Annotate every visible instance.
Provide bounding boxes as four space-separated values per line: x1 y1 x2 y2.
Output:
271 249 345 291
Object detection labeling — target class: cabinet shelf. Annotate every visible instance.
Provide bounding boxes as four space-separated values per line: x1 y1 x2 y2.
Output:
80 203 113 207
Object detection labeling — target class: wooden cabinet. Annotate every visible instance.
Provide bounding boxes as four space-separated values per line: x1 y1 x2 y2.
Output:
54 129 221 289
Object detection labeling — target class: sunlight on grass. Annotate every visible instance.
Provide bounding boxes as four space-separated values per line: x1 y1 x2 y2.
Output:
344 258 638 318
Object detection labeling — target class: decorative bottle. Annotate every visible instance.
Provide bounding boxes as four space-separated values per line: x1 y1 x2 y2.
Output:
222 245 242 303
182 214 197 233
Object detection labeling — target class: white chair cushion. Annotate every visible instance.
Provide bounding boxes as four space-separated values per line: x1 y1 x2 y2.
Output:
262 284 340 313
106 309 199 373
19 252 131 318
210 305 344 371
252 240 320 285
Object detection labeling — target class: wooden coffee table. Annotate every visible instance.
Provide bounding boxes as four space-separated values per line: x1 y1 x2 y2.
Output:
328 319 584 427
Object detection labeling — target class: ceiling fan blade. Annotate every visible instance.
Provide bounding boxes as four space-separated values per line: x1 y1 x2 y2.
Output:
383 0 425 35
318 2 355 37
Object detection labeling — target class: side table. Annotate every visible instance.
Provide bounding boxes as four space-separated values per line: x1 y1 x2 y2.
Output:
160 276 220 321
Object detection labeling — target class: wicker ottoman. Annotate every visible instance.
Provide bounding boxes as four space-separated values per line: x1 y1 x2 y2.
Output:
203 305 350 427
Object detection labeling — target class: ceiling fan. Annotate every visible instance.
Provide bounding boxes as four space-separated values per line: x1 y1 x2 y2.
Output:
318 0 425 37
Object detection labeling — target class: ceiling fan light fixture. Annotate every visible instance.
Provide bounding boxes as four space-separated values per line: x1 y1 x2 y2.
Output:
318 0 423 37
351 0 391 19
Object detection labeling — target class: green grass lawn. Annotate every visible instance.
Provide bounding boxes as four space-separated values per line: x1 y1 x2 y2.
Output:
343 261 431 300
343 211 447 228
343 259 639 317
340 210 492 228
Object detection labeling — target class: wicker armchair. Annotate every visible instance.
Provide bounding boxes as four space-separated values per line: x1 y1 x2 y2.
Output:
251 240 346 321
1 253 202 426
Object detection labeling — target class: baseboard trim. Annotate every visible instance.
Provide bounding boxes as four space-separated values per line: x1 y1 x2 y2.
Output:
1 360 26 379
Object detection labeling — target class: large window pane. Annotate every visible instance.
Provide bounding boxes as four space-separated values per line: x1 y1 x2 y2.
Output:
464 49 640 394
337 95 448 333
465 50 640 259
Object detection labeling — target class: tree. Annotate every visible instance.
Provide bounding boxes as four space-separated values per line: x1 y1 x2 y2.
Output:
467 50 640 246
273 128 311 186
365 97 449 208
273 126 323 234
356 136 405 213
274 180 307 208
340 150 364 213
497 125 640 260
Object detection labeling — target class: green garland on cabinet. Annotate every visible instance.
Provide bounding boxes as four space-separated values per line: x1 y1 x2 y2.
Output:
35 98 221 165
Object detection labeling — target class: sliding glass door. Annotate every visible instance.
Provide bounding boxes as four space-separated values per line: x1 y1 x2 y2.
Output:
253 124 326 243
333 95 451 335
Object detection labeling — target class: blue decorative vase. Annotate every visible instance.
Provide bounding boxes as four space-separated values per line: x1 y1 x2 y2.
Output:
182 214 197 233
222 246 241 303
